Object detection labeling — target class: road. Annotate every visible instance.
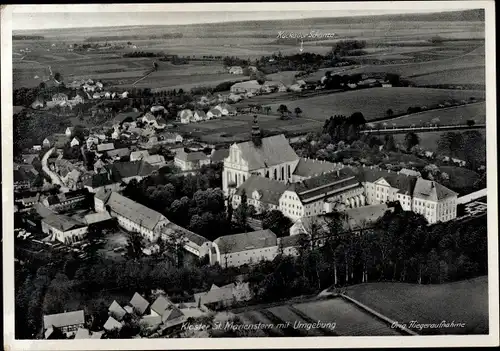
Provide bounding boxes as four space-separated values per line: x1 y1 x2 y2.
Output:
361 123 486 135
41 147 69 192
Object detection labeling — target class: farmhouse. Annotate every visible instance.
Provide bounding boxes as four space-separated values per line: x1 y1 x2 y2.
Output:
43 134 69 149
41 213 88 244
207 108 222 119
130 150 150 162
194 282 252 309
211 229 278 267
179 109 193 124
228 66 243 75
228 93 243 102
174 150 210 171
158 131 183 144
262 81 287 93
230 80 261 94
97 143 115 152
70 137 81 147
143 154 166 167
193 110 207 122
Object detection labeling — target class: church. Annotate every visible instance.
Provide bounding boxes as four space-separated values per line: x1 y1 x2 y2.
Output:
222 116 300 196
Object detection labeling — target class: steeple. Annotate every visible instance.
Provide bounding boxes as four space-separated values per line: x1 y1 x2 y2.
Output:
251 114 262 147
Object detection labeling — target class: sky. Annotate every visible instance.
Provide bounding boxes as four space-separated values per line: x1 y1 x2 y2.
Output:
12 7 470 31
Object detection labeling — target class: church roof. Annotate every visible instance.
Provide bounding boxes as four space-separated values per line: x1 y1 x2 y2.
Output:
235 134 298 170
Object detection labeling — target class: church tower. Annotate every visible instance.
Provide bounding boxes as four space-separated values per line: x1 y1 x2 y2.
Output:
251 115 262 147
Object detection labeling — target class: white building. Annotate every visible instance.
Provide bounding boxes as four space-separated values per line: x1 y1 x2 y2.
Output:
179 109 193 124
211 229 278 267
230 80 261 94
41 214 88 244
174 150 210 171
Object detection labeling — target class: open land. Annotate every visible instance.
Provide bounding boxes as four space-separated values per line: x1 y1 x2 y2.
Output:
263 88 486 122
345 276 488 334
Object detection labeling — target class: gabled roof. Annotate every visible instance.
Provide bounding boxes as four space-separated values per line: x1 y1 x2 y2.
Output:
144 154 165 165
194 110 206 118
103 316 122 331
210 148 229 163
43 310 85 329
278 233 308 248
105 160 158 180
179 109 193 119
413 178 457 202
97 143 115 152
150 295 174 316
356 167 418 196
208 108 222 116
90 331 104 339
106 148 131 159
235 134 298 170
113 111 141 124
84 173 116 188
162 222 210 247
129 293 149 315
84 211 112 225
161 306 184 323
214 229 277 254
42 214 86 232
74 328 90 339
175 150 209 162
108 300 127 321
293 158 342 178
106 192 168 231
130 150 150 161
194 286 234 306
235 175 289 206
140 315 162 328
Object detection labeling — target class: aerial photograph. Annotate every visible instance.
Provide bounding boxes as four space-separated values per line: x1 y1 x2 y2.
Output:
10 5 489 341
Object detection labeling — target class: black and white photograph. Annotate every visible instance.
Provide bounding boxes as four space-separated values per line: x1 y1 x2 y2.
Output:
2 2 498 349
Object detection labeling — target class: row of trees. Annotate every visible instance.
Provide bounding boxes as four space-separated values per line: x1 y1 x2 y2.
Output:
322 112 367 142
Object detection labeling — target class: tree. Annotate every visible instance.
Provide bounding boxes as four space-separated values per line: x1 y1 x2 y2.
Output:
125 231 144 260
294 107 302 118
404 132 420 152
386 109 394 117
466 119 476 126
234 190 249 230
54 72 62 82
277 104 289 118
261 210 293 237
383 134 396 151
162 231 187 268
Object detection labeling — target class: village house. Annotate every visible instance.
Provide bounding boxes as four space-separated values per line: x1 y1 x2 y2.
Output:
65 127 74 137
230 80 261 94
228 66 243 74
52 93 69 104
158 131 183 144
228 93 243 103
179 109 194 124
41 213 88 243
262 80 287 93
70 137 81 147
41 189 88 211
86 135 100 149
174 149 210 171
194 282 252 309
130 150 150 162
43 310 85 339
143 154 166 168
97 143 115 153
150 295 186 327
207 108 222 119
83 173 121 193
193 110 207 122
211 229 278 267
43 134 69 149
106 148 131 161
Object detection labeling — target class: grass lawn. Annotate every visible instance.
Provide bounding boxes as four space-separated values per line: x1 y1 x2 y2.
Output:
345 276 488 334
263 87 485 122
439 166 483 192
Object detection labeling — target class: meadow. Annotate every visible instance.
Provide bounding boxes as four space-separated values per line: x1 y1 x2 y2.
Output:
383 102 486 126
263 87 486 121
345 276 488 334
411 67 485 86
393 130 486 154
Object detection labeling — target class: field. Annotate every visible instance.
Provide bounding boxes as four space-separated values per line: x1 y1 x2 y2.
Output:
236 297 403 336
293 299 402 336
175 113 323 143
263 88 486 122
393 130 486 154
411 67 485 86
383 102 486 126
345 276 489 334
